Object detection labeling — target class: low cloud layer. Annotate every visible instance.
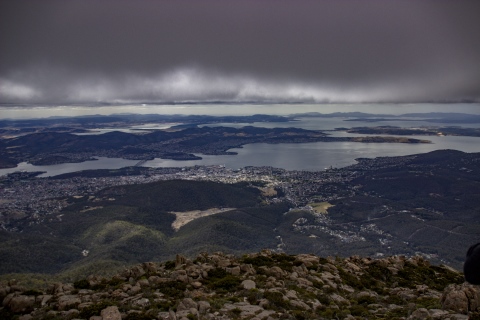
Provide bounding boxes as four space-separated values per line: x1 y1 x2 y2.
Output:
1 67 476 104
1 0 479 104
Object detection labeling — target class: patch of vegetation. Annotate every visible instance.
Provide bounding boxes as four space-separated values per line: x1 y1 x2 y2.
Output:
397 263 433 289
205 268 241 292
0 308 15 319
152 300 174 312
73 279 90 289
357 295 377 305
337 266 363 289
22 289 43 296
264 291 290 310
241 255 274 267
349 304 370 317
245 288 262 305
156 281 187 299
164 260 175 270
384 306 409 319
415 296 441 309
124 313 152 320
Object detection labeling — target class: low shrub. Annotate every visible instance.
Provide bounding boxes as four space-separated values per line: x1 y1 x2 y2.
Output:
73 279 90 289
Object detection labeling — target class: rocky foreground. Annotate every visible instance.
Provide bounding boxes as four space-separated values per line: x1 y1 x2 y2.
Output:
1 250 479 320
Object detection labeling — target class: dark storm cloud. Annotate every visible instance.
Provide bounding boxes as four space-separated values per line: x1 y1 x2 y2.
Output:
1 0 479 103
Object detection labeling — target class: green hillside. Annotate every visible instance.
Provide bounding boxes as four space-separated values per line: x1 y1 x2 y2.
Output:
0 180 288 277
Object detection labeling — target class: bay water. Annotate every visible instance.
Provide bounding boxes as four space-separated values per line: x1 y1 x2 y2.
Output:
1 104 480 177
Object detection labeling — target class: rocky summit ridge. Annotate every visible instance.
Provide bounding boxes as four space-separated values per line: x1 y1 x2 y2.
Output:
1 250 479 320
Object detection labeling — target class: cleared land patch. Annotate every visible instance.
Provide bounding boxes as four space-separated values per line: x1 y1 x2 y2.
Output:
171 208 236 231
310 202 334 214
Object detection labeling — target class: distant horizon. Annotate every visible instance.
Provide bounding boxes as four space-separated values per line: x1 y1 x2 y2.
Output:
1 102 480 120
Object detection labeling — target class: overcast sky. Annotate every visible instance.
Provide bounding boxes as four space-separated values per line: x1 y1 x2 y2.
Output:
1 0 479 104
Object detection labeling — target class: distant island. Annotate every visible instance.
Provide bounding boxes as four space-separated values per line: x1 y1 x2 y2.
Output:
338 126 480 137
0 113 432 168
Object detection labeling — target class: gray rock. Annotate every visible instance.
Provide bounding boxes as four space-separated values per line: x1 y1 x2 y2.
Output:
330 293 349 306
222 302 264 317
240 264 256 275
216 259 231 268
133 297 150 307
148 275 161 285
227 266 241 276
61 308 79 318
284 290 298 300
241 279 256 290
408 308 430 319
2 292 16 307
172 270 189 283
127 285 142 295
130 265 146 279
57 294 81 311
355 290 377 300
289 299 311 310
255 310 276 319
296 277 313 287
0 286 10 301
177 298 198 311
7 295 35 313
101 305 122 320
198 300 211 314
392 288 416 301
137 278 149 287
176 254 188 267
428 308 449 318
157 311 170 319
78 302 93 310
143 261 158 273
442 283 480 314
444 315 469 320
295 254 320 267
268 266 285 278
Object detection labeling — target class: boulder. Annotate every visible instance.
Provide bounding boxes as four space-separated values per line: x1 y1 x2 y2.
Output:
57 294 81 311
129 266 146 279
101 305 122 320
227 266 241 276
143 262 158 273
408 308 430 319
268 266 285 278
295 254 320 268
7 295 35 313
0 285 10 301
442 283 480 314
175 254 188 267
177 298 198 311
289 299 311 310
133 297 150 307
241 280 256 290
198 300 211 314
240 264 256 275
137 278 149 287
